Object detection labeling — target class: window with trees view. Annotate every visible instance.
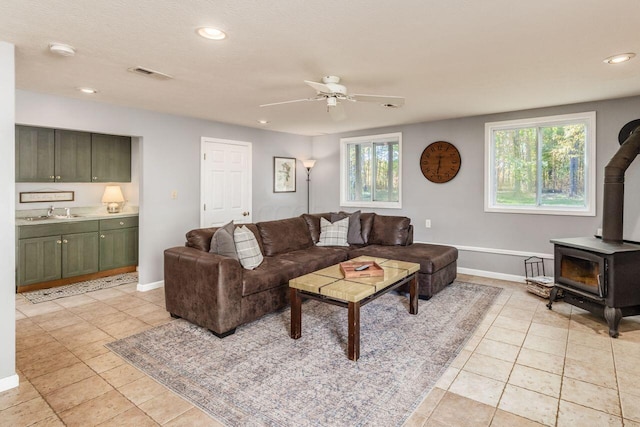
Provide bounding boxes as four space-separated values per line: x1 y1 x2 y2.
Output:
340 132 402 208
485 112 596 216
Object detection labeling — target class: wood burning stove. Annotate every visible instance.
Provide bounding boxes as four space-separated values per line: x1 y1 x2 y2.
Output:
547 120 640 338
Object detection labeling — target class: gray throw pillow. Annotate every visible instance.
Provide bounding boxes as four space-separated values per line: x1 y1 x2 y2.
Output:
209 221 238 259
331 210 364 245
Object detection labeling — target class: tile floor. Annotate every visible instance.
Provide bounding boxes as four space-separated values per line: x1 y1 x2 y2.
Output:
2 275 639 426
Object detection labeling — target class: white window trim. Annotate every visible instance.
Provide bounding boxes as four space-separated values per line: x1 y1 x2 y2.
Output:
340 132 402 209
484 111 596 216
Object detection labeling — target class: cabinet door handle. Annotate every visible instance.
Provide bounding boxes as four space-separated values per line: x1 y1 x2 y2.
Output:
62 239 68 243
56 176 61 180
56 240 62 244
49 175 55 179
119 221 124 225
100 235 105 238
93 176 98 180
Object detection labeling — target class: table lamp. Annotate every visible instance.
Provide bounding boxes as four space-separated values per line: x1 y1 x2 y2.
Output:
102 185 125 213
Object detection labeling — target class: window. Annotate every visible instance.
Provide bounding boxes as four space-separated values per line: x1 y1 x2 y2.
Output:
340 132 402 209
485 112 596 216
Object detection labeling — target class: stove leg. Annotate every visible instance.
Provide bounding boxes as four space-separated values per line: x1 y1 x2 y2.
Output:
546 287 559 310
604 306 622 338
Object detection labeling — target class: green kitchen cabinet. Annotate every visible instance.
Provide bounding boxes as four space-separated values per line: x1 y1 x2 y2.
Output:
55 129 92 182
15 125 55 182
99 217 139 270
91 133 132 182
62 232 100 277
18 235 62 286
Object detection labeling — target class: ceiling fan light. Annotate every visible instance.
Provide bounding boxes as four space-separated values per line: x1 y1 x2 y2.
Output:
197 27 227 40
77 87 98 94
49 43 76 57
603 53 635 64
327 97 338 107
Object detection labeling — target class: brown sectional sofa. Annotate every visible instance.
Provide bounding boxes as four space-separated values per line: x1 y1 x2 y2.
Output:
164 213 458 337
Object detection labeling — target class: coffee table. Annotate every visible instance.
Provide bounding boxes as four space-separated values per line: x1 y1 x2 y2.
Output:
289 256 420 361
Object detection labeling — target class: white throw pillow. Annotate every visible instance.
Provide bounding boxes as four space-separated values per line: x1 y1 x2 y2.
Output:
233 225 264 270
316 217 349 247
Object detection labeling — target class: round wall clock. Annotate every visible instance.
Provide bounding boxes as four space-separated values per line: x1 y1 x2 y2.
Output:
420 141 461 183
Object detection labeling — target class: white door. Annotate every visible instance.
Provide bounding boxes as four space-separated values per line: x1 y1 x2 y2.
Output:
201 138 252 227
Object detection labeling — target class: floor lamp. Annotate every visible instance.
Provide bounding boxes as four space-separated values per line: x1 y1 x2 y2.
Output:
303 159 316 214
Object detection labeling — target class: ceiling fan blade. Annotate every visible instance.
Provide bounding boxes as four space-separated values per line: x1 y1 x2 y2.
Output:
329 103 347 121
304 80 333 94
259 98 320 107
351 94 405 107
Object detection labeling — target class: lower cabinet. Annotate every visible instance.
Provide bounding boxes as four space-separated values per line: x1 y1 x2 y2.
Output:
99 227 138 270
18 236 62 286
62 232 100 278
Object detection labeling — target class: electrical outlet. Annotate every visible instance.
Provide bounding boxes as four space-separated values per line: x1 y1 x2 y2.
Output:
425 219 431 228
171 190 178 199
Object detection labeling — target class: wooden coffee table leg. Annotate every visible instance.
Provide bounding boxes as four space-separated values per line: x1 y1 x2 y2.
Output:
409 273 418 315
290 288 302 339
348 301 360 361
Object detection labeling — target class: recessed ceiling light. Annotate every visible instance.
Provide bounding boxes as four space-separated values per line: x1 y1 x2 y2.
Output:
77 87 97 94
49 43 76 57
603 53 636 64
382 103 400 108
258 119 269 125
197 27 227 40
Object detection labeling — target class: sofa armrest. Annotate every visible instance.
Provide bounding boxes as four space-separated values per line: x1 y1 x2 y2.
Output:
164 247 243 335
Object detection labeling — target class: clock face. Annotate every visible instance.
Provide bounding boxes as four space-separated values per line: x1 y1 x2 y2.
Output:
420 141 461 183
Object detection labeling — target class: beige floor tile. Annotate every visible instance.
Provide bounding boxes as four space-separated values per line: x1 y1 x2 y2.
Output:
58 389 134 426
449 370 505 407
101 294 148 310
117 376 168 406
498 384 558 426
0 396 57 426
612 338 640 358
505 297 540 312
137 390 194 425
57 327 113 349
123 302 160 318
620 392 640 422
508 364 561 398
37 313 86 332
615 353 640 377
15 310 27 320
136 308 172 326
85 351 125 374
101 363 145 388
99 317 149 339
20 350 81 380
563 358 617 389
500 306 535 322
565 341 614 368
17 300 64 318
30 362 96 395
47 321 97 340
116 282 139 294
531 308 571 329
96 406 159 426
617 369 640 398
516 347 564 376
450 349 472 369
475 338 521 362
569 313 609 335
428 392 495 426
560 377 620 416
623 420 640 427
0 380 40 411
490 409 546 426
413 387 446 418
404 412 428 426
55 294 99 308
434 367 459 390
85 287 128 301
15 318 46 337
70 338 113 361
485 326 526 346
15 332 58 353
72 302 120 321
557 399 623 427
88 311 134 329
527 322 568 341
16 340 68 368
163 407 223 427
32 415 66 426
491 315 531 333
44 375 113 413
567 328 612 351
522 334 566 357
463 353 514 383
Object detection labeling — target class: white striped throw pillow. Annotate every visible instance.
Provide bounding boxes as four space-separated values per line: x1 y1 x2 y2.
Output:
233 225 264 269
316 217 349 247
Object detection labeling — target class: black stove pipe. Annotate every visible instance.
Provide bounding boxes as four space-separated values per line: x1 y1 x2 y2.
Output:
602 125 640 243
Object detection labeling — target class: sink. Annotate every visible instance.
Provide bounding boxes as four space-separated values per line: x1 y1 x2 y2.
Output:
22 214 82 221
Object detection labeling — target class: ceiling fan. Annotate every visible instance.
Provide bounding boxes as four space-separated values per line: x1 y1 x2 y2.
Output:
259 76 405 121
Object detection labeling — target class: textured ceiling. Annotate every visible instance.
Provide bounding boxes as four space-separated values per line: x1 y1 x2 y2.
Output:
1 0 639 136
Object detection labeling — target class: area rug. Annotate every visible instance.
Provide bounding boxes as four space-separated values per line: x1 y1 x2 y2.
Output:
107 281 501 426
22 272 138 304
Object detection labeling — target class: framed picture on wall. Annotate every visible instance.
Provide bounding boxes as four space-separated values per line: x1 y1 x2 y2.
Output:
274 157 296 193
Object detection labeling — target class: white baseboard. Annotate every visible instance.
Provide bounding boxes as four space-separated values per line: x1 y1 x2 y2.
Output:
416 241 553 259
458 267 526 283
0 374 19 393
137 280 164 292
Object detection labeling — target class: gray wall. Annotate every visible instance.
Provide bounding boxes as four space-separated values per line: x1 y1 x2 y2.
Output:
16 90 312 286
311 96 640 277
0 42 17 389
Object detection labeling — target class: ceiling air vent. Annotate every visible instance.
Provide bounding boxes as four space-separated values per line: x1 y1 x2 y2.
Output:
127 66 173 80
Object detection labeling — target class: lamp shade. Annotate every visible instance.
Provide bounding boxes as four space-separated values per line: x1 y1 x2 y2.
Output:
302 159 316 169
102 185 125 203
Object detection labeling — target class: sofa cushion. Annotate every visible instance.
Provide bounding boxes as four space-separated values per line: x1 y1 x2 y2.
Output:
368 215 411 246
317 217 349 246
209 221 238 259
257 217 314 256
186 227 217 252
359 212 375 244
349 243 458 274
242 257 306 296
234 226 263 269
331 210 364 244
279 246 349 271
301 213 332 243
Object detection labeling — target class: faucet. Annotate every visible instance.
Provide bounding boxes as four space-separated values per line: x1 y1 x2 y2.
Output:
65 208 71 218
47 205 55 217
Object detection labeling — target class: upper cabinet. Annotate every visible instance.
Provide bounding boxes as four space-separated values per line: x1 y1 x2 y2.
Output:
91 133 131 183
15 125 131 183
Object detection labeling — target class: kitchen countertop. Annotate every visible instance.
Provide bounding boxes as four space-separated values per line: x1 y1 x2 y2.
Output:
16 206 139 226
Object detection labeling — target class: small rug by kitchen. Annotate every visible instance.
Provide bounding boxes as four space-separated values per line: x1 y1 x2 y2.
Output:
107 281 501 427
22 272 138 304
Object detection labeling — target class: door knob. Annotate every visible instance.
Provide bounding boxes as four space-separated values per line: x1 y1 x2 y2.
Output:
242 211 250 216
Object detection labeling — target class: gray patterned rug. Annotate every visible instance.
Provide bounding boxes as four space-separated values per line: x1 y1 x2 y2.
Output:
107 281 501 426
22 272 138 304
